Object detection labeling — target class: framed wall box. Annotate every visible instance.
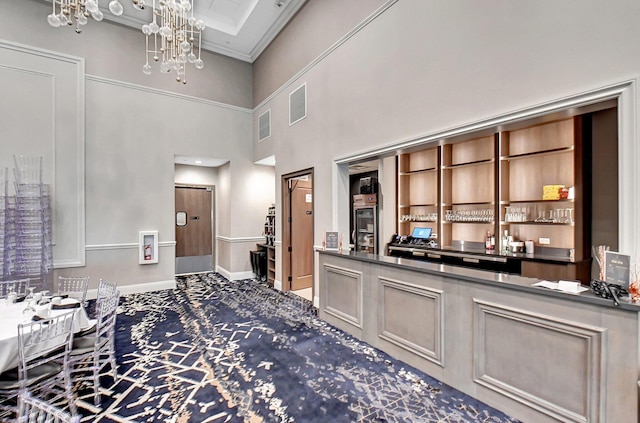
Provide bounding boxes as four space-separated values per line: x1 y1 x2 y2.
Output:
139 230 159 264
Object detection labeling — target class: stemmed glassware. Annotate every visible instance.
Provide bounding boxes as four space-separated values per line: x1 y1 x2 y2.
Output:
25 286 35 302
22 287 37 320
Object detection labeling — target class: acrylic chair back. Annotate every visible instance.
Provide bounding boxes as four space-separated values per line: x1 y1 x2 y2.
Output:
95 288 120 341
56 276 89 304
69 287 120 406
17 311 75 385
96 278 117 301
0 278 30 298
18 391 80 423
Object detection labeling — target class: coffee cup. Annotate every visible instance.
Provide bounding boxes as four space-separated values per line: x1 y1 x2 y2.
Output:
35 305 51 319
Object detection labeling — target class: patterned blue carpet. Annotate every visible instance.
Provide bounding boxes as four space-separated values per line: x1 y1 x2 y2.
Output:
80 273 520 422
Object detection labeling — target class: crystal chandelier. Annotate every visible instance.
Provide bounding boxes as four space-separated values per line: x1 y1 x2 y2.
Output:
141 0 206 84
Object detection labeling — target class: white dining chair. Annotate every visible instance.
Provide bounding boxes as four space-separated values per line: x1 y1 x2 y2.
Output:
18 391 80 423
0 311 78 419
56 276 89 305
69 287 120 406
0 278 30 299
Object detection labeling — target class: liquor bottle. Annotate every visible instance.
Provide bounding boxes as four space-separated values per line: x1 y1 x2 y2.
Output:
485 231 492 250
502 230 510 253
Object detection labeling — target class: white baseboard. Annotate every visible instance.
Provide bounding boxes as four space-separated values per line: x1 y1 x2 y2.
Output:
86 279 176 299
215 265 255 281
313 295 319 308
273 279 282 291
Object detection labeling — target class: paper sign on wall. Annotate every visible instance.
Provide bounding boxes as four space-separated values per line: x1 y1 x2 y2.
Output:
305 193 312 203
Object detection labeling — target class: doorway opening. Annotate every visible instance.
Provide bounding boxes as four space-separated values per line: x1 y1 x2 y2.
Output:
175 185 215 275
282 169 314 302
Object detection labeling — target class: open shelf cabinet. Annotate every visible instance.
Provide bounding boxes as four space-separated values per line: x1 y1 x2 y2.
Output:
395 116 591 282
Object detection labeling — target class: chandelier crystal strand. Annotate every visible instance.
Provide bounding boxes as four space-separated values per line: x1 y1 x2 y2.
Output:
142 0 205 84
47 0 111 33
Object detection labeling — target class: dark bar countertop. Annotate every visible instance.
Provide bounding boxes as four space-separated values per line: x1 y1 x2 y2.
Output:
319 249 640 312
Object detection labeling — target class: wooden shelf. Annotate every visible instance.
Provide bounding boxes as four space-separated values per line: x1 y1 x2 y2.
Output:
399 167 437 176
443 202 496 207
501 198 575 204
503 221 574 226
500 145 574 161
443 221 495 225
398 203 438 208
396 116 587 279
442 158 495 169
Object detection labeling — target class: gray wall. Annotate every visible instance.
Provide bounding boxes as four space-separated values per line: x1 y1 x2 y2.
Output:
254 0 640 295
4 0 640 294
0 0 274 292
2 0 253 108
252 0 388 106
175 164 220 187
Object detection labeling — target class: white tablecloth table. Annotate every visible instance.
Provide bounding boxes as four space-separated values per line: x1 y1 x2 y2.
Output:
0 299 91 374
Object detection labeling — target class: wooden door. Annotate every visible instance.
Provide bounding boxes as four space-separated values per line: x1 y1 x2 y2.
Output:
290 179 313 290
175 186 212 259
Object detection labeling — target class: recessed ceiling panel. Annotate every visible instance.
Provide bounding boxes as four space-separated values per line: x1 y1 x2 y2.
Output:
100 0 307 62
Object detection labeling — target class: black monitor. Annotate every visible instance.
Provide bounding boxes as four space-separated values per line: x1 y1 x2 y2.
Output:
411 227 432 239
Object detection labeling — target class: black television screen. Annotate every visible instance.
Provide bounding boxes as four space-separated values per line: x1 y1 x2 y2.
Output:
411 227 432 239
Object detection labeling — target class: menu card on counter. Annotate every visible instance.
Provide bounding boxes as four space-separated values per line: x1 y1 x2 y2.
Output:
605 251 630 289
532 280 589 294
325 232 339 250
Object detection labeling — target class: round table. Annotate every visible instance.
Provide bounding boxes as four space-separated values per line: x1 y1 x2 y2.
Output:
0 298 91 374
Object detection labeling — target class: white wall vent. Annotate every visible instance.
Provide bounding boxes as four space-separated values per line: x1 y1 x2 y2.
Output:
289 82 307 125
258 109 271 141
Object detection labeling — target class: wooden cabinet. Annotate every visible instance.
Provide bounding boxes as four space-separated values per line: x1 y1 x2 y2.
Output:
395 116 591 282
256 244 276 286
500 118 580 252
441 135 496 249
266 246 275 285
397 147 438 238
260 205 276 286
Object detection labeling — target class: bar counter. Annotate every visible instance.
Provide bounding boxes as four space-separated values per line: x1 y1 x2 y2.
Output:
319 250 639 423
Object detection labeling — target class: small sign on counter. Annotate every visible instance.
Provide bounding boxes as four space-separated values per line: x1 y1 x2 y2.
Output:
325 231 339 250
605 251 630 289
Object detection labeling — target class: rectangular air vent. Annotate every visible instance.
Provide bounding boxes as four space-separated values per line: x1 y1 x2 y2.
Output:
258 109 271 141
289 82 307 125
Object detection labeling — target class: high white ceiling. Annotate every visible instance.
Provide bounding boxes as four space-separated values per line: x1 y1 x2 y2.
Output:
106 0 306 63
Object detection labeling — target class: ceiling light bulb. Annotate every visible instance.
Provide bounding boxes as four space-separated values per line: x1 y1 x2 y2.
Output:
85 0 99 13
92 10 104 21
109 0 124 16
47 13 61 27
